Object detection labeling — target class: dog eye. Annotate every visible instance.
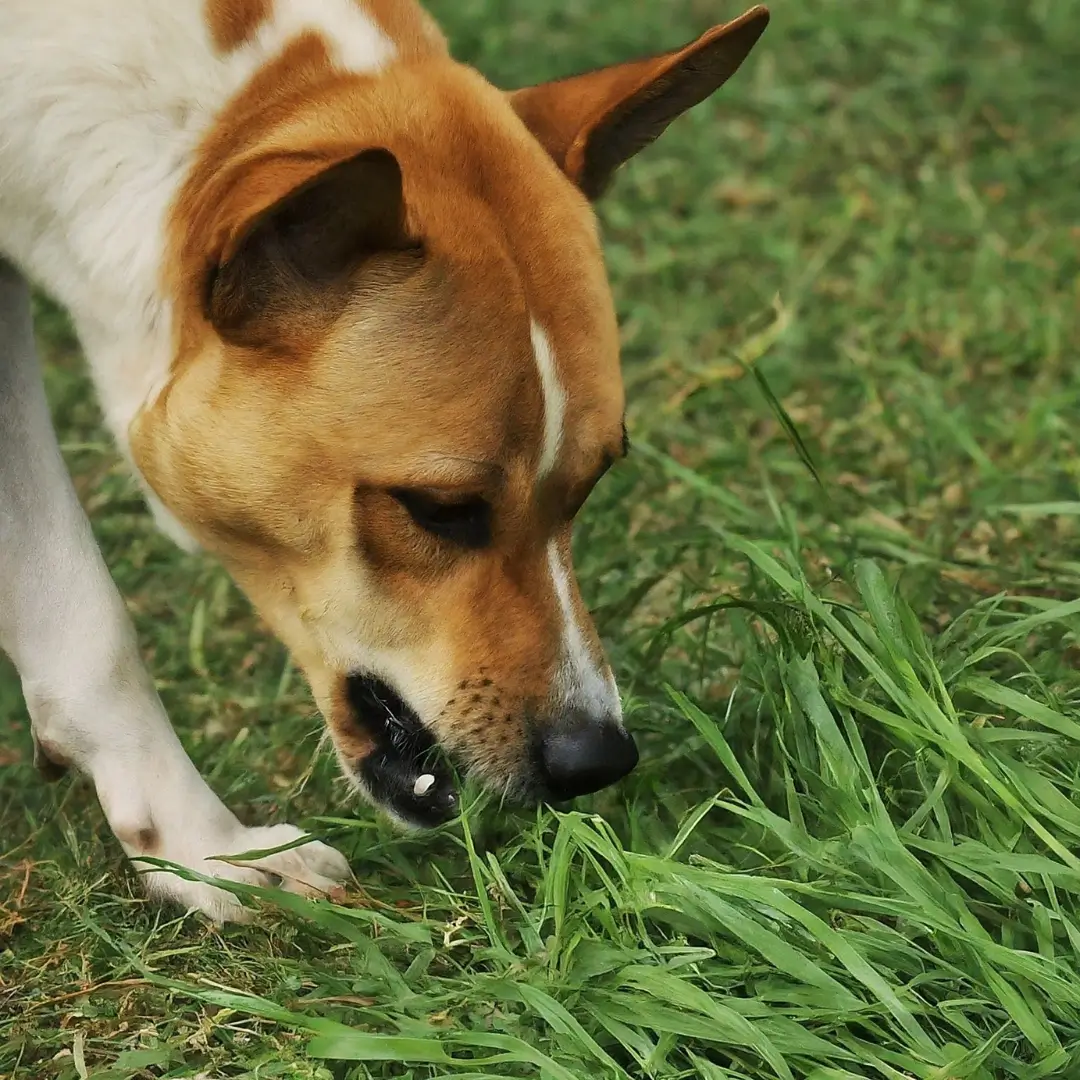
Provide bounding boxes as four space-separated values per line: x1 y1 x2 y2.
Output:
390 489 492 548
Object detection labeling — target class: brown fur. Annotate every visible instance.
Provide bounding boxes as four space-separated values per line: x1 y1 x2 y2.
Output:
131 4 767 793
114 824 160 856
359 0 447 60
206 0 446 58
205 0 272 53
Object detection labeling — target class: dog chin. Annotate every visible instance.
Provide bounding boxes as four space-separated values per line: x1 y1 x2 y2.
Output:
343 673 459 828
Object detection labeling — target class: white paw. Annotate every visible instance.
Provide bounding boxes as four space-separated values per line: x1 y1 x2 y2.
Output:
134 823 352 924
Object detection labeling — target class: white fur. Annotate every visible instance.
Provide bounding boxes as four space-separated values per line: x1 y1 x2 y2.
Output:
533 319 620 720
0 0 394 921
531 321 566 479
0 0 394 471
243 0 397 73
547 542 622 720
1 260 350 922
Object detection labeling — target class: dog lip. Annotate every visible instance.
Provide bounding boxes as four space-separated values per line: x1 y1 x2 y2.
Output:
345 672 431 756
344 672 459 828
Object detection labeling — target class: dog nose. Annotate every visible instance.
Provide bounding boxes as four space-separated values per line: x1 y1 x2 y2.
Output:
539 712 639 800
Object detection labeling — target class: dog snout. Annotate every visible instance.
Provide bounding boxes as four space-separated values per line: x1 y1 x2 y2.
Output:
537 710 639 801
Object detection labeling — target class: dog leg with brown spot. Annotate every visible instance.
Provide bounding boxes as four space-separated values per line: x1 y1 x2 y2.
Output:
0 260 350 922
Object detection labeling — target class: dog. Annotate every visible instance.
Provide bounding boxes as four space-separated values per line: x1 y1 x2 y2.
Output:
0 0 769 921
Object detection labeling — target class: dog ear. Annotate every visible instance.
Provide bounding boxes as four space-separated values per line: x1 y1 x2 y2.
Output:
509 6 769 200
207 148 418 347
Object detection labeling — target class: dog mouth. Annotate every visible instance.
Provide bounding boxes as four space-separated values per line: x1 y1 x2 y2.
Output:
344 673 459 828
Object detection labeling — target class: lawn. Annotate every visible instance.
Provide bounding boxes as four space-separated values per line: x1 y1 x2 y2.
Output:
3 0 1080 1077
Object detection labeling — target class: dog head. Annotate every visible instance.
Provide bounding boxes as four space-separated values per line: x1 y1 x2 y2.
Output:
132 5 769 825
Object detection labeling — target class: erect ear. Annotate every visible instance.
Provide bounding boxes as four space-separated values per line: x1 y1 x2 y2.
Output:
509 6 769 200
207 148 418 348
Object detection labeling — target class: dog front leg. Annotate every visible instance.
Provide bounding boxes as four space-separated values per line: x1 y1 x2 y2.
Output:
0 260 349 921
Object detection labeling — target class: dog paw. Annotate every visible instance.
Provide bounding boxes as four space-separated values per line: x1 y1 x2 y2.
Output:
134 822 352 924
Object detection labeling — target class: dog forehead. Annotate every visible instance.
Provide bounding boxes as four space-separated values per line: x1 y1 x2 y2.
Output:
419 146 624 458
318 183 623 474
319 263 620 479
386 63 624 403
283 64 625 476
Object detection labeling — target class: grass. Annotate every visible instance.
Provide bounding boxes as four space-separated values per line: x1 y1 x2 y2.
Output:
3 0 1080 1076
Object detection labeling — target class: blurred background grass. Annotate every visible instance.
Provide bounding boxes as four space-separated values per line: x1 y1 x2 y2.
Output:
3 1 1080 1077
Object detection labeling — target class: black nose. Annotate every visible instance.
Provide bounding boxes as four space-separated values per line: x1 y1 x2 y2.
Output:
538 713 639 800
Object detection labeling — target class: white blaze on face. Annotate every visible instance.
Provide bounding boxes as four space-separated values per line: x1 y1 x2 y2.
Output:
531 319 621 720
547 542 622 719
530 321 566 480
